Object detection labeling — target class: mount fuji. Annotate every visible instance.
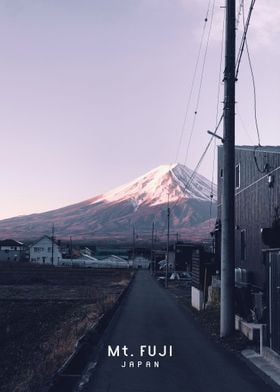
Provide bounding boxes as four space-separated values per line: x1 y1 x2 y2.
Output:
0 164 217 242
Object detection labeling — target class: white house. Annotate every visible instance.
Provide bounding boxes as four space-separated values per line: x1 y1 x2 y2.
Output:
133 256 150 269
0 239 25 262
30 236 62 266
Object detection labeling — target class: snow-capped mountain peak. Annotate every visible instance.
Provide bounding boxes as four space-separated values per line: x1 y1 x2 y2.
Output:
0 163 217 241
92 163 216 209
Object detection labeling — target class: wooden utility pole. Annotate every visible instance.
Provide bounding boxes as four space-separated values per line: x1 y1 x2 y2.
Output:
132 225 136 264
220 0 236 337
51 224 55 265
70 236 73 267
151 221 155 273
165 205 170 288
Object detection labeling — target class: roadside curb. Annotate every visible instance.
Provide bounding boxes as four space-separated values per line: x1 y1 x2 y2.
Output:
47 272 135 392
163 279 280 392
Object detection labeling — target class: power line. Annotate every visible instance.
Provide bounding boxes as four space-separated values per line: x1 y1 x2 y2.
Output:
236 0 245 29
172 113 224 212
235 0 256 79
215 15 225 128
167 1 214 241
174 1 213 163
242 0 261 146
184 0 216 166
167 1 221 235
236 112 254 143
235 0 262 176
187 114 224 185
164 2 216 270
236 0 263 175
210 13 225 221
216 164 280 208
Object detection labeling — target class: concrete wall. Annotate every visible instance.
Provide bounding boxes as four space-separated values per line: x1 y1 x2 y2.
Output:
191 286 204 311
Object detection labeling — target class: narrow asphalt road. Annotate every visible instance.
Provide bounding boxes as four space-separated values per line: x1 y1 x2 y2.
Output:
83 270 278 392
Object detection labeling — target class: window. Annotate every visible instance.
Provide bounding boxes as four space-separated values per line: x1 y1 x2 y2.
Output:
241 229 246 261
235 163 240 189
220 168 223 178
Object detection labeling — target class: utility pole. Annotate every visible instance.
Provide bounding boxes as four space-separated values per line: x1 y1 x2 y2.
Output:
132 225 136 266
165 205 170 288
51 224 55 265
70 236 73 267
151 221 155 274
220 0 236 337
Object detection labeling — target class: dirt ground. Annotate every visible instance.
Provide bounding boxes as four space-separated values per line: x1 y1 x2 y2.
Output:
0 264 133 392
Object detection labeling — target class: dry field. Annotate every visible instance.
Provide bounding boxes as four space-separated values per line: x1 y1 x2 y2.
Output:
0 263 132 392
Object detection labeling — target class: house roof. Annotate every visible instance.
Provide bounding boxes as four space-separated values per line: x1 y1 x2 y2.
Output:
0 239 24 247
30 235 59 247
236 145 280 154
102 255 127 263
218 145 280 154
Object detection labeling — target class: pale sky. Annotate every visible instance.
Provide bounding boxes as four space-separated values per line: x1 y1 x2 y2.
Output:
0 0 279 219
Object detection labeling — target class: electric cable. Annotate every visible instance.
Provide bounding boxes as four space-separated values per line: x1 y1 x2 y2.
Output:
171 113 224 212
166 0 215 241
236 0 245 29
170 1 224 217
241 1 265 173
235 0 256 80
242 1 261 146
184 0 216 167
174 0 212 164
209 14 225 222
236 112 254 144
216 163 280 208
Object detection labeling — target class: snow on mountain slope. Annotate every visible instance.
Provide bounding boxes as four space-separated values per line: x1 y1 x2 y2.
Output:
91 163 216 210
0 163 217 241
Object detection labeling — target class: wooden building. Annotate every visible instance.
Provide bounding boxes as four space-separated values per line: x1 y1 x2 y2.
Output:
191 247 216 310
174 242 197 272
217 145 280 353
217 145 280 289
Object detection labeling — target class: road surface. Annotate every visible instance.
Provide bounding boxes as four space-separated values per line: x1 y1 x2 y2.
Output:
83 270 278 392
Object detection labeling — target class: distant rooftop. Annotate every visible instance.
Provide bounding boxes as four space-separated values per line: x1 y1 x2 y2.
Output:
0 239 24 246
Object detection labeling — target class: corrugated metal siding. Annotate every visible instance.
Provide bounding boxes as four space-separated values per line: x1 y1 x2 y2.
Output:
191 249 201 289
217 146 280 288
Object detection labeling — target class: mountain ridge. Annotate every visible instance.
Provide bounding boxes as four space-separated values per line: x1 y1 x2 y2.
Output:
0 164 217 242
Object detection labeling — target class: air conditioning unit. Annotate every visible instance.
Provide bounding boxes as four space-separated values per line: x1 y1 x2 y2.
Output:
235 267 248 284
